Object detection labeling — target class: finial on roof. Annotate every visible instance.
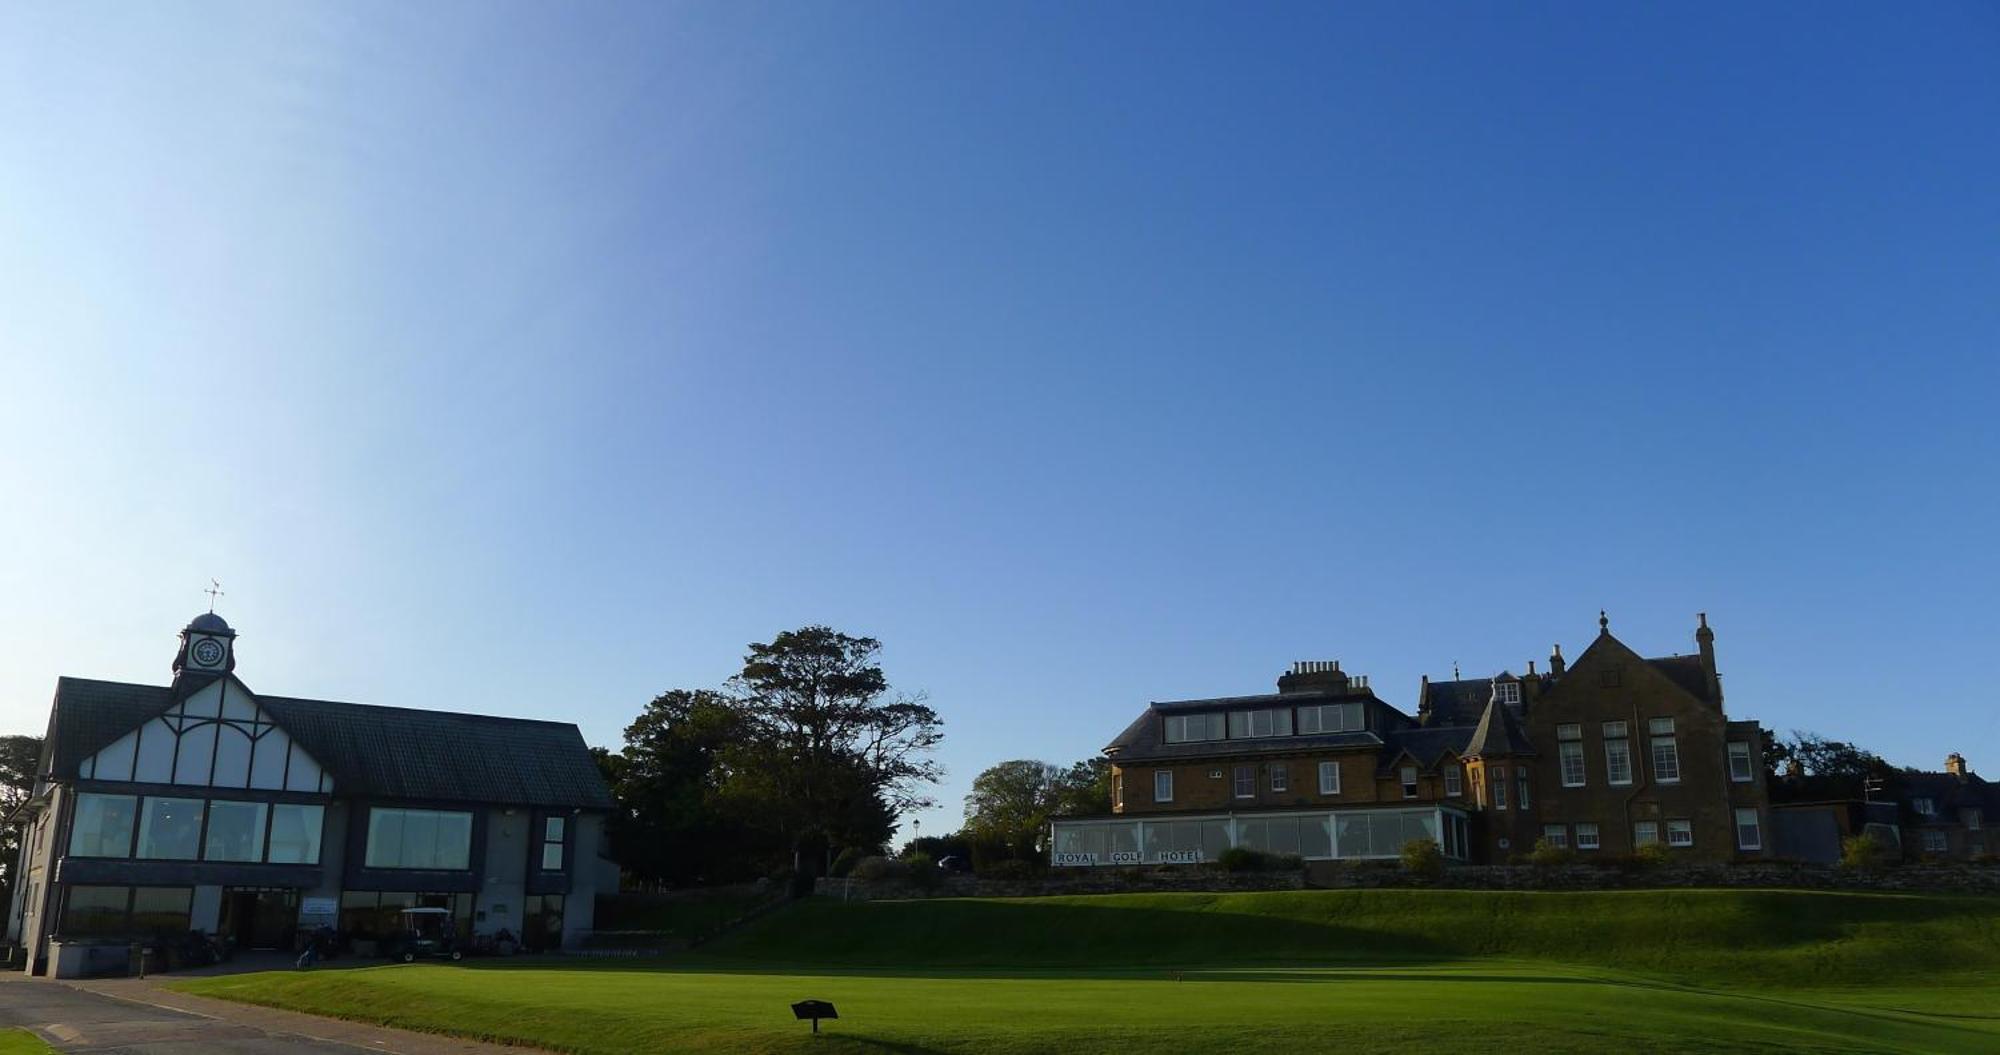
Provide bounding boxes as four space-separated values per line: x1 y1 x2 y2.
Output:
205 579 225 613
1453 661 1460 680
1599 609 1609 634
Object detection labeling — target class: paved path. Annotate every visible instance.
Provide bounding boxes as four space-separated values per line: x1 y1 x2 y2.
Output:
0 972 540 1055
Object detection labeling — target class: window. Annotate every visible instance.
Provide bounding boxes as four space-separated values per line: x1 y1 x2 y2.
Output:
1666 819 1693 847
1400 765 1419 799
1559 742 1586 787
1735 809 1762 851
1227 709 1293 739
1297 702 1366 734
135 797 204 860
1163 713 1225 743
202 800 268 862
1542 824 1568 848
1269 763 1289 793
1575 822 1600 850
1491 768 1507 810
1494 681 1520 705
540 816 566 871
1728 741 1754 782
1318 760 1341 795
1557 723 1582 740
59 886 191 939
1517 771 1530 810
1603 723 1632 786
1650 723 1681 784
69 794 137 857
365 808 474 870
1154 770 1173 802
1913 797 1936 815
1922 829 1948 853
1233 765 1256 798
1444 765 1462 797
1966 809 1984 831
1634 821 1660 847
266 804 324 864
1112 773 1123 810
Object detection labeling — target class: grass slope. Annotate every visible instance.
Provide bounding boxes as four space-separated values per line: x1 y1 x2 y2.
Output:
0 1030 55 1055
178 889 2000 1055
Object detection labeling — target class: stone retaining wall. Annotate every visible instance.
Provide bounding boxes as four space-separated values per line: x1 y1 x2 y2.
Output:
815 863 1999 901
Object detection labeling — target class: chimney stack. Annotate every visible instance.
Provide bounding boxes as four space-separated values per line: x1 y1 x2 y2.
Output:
1695 612 1721 704
1548 643 1565 676
1945 753 1969 778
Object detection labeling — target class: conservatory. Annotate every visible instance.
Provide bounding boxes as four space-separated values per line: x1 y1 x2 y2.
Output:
1048 806 1471 867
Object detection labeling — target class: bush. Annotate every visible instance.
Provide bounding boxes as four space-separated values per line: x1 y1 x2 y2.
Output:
1218 847 1302 872
1631 843 1672 870
850 855 906 881
1841 832 1896 871
829 847 867 878
1527 838 1575 868
904 851 942 890
977 858 1037 880
1400 838 1445 880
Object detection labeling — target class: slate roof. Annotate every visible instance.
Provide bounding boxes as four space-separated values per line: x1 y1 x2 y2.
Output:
1377 726 1474 776
45 676 613 810
1901 770 1999 817
1463 699 1535 758
1647 655 1716 702
1102 689 1390 763
1419 678 1495 727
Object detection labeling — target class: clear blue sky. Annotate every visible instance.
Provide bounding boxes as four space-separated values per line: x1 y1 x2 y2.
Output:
3 3 1996 841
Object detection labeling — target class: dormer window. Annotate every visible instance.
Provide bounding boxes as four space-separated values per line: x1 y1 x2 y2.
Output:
1913 797 1936 816
1494 681 1520 706
1163 713 1225 744
1227 708 1293 739
1298 702 1365 734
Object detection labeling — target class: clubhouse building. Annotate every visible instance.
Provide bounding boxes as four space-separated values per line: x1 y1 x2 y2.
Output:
5 614 616 976
1053 613 1774 870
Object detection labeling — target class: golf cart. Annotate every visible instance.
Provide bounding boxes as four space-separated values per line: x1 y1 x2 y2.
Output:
386 907 463 963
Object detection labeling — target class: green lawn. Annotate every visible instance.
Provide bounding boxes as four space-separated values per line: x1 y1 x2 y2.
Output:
177 888 2000 1054
0 1029 56 1055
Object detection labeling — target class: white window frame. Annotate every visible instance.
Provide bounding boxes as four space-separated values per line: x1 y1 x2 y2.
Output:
1727 741 1754 782
1495 681 1521 705
1443 765 1462 797
1516 771 1530 810
1233 765 1255 799
1603 725 1633 786
1491 769 1507 810
1575 822 1600 850
1922 829 1947 853
1164 713 1224 744
1113 772 1123 809
1651 734 1681 784
1318 760 1341 796
1400 765 1419 800
1270 762 1289 793
1559 741 1586 787
1297 702 1365 735
1966 809 1984 831
1633 820 1660 847
1734 808 1762 851
1228 708 1293 740
1153 770 1173 803
1541 824 1567 848
1666 819 1693 848
1913 797 1935 816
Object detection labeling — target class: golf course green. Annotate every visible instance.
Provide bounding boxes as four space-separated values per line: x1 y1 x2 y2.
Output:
176 888 2000 1053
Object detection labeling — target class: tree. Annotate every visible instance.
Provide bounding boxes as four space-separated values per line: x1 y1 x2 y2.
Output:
0 735 43 910
725 627 943 875
608 689 771 887
1766 730 1902 803
963 756 1114 860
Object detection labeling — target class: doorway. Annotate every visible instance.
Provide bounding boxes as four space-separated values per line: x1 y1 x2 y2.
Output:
220 887 299 950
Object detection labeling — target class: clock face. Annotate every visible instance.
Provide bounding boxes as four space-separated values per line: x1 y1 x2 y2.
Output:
191 638 225 667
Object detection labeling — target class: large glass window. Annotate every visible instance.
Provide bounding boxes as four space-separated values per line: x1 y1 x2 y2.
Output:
267 804 325 864
1296 702 1365 735
69 794 137 857
136 797 204 860
1227 708 1293 739
203 800 268 862
60 886 132 937
130 887 194 934
365 808 474 870
1650 727 1681 784
1162 713 1225 743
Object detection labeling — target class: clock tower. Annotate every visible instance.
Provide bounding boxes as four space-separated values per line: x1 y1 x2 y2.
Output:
173 611 238 675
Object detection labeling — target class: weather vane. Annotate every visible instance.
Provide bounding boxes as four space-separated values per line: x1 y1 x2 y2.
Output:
205 579 225 613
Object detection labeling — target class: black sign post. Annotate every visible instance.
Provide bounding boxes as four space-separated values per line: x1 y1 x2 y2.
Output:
791 1000 838 1034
